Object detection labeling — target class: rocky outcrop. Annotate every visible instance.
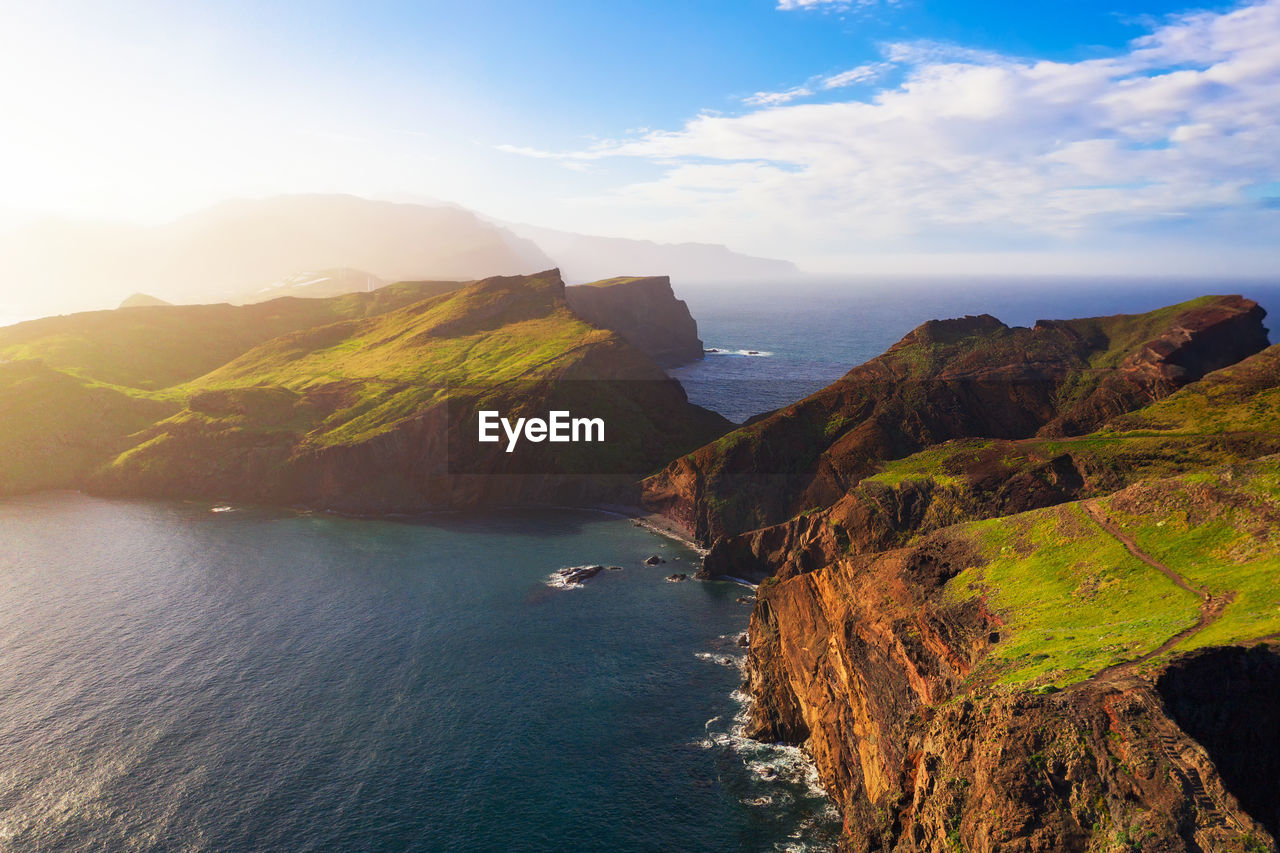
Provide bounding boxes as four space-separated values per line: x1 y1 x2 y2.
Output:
686 298 1280 850
644 297 1269 545
1037 295 1270 436
747 529 1278 851
565 276 704 367
1157 646 1280 839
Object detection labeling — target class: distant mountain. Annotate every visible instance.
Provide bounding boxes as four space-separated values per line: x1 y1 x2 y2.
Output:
119 293 171 308
238 268 388 304
0 194 802 319
505 222 800 284
0 195 553 317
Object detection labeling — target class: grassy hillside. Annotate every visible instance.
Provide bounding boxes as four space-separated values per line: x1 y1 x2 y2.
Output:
944 456 1280 690
0 360 177 495
176 270 667 450
866 342 1280 499
0 281 466 390
0 270 729 509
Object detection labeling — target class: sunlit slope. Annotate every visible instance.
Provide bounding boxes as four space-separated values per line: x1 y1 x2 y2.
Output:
86 271 729 509
864 342 1280 516
0 360 177 494
0 281 465 391
942 455 1280 690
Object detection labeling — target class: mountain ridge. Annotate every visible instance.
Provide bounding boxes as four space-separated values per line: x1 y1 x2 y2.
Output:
0 269 729 506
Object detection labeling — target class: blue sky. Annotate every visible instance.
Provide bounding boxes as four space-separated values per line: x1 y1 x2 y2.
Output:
1 0 1277 274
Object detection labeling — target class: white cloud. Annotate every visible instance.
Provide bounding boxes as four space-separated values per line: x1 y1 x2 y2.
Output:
776 0 884 10
535 0 1280 262
777 0 846 8
744 86 815 106
820 63 890 89
742 62 889 108
494 144 568 159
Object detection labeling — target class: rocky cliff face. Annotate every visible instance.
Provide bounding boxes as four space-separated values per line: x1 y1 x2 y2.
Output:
703 339 1280 584
565 276 704 367
747 503 1279 851
669 296 1279 851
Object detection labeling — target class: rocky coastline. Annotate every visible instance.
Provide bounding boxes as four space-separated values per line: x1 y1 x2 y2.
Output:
647 295 1280 851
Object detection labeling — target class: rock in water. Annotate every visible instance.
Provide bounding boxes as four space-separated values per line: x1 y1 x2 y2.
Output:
547 564 605 588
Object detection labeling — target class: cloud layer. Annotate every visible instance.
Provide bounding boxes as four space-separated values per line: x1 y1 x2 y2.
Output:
506 1 1280 267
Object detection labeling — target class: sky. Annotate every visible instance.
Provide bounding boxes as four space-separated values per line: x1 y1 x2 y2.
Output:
1 0 1278 275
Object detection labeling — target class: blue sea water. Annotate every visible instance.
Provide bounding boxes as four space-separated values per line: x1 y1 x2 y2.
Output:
0 494 840 852
672 277 1280 422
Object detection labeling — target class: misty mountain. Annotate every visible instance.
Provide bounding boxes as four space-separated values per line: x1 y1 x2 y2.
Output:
238 268 388 304
504 222 800 284
0 194 800 319
0 195 552 317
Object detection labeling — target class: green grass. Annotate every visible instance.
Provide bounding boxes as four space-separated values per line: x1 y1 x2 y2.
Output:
50 270 730 493
861 343 1280 498
0 281 459 390
0 360 177 494
1104 343 1280 435
949 503 1199 689
945 455 1280 689
572 276 659 289
1098 458 1280 650
1068 295 1219 371
862 439 993 489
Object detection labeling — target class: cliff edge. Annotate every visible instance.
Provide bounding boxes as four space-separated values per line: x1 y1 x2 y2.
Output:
565 276 704 368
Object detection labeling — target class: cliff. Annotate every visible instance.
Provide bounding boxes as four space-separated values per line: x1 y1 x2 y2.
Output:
0 270 730 507
747 456 1280 850
703 341 1280 582
653 294 1278 849
565 276 704 367
644 296 1269 545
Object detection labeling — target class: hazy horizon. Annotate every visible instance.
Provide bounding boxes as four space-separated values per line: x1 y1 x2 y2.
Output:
2 0 1279 283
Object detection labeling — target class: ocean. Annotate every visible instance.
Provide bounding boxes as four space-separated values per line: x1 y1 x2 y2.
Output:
671 277 1280 422
0 493 839 852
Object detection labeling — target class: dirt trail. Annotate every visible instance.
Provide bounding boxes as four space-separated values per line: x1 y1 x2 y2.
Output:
1072 504 1252 833
1074 502 1232 689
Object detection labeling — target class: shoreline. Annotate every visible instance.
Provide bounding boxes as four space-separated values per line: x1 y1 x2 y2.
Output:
584 504 708 555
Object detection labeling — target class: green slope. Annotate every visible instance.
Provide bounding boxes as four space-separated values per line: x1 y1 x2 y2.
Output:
944 455 1280 690
0 360 177 495
0 281 466 391
866 343 1280 502
0 270 730 509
